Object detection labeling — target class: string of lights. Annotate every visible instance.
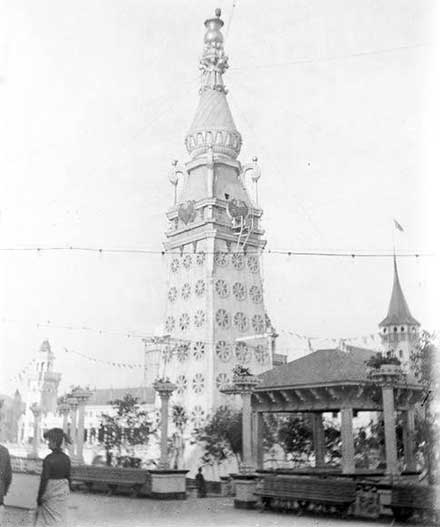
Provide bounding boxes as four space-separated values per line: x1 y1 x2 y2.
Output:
2 316 434 348
0 246 433 258
63 347 144 369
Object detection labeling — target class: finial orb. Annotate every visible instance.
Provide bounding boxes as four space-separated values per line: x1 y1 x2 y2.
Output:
172 159 178 166
252 156 258 163
215 8 222 17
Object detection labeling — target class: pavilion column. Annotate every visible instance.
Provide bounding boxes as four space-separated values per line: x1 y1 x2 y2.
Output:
30 404 42 458
403 407 416 471
76 404 86 463
252 411 264 470
67 398 79 458
153 380 176 470
57 402 70 439
311 412 325 468
242 391 253 469
340 407 355 474
382 385 399 476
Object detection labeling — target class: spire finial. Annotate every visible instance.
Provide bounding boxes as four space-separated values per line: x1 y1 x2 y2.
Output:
200 9 228 93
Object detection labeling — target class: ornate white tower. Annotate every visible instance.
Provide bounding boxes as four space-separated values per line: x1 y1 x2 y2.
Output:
26 340 61 413
154 9 275 427
379 256 420 371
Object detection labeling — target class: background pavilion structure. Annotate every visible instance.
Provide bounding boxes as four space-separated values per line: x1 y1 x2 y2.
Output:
248 257 423 478
251 347 423 476
146 8 278 429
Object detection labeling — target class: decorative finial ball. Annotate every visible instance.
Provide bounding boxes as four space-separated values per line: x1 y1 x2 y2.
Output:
215 8 222 17
172 159 178 166
252 156 258 163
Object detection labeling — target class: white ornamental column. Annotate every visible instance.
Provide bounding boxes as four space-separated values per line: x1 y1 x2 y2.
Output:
30 403 42 458
370 362 405 478
71 388 92 464
67 397 79 458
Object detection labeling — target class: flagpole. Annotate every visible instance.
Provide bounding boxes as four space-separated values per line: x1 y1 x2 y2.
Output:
391 219 396 257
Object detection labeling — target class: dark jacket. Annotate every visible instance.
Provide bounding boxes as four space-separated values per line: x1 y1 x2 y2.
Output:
0 444 12 505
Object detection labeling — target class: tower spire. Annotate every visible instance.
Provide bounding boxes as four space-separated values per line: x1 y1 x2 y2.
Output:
379 256 420 327
185 8 242 160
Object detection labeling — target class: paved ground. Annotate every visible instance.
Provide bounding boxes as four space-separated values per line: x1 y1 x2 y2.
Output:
3 493 417 527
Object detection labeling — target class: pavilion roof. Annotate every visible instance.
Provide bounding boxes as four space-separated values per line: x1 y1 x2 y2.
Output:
257 347 418 389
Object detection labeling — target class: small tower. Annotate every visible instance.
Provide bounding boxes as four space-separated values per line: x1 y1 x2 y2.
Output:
379 257 420 371
153 9 276 428
27 340 61 413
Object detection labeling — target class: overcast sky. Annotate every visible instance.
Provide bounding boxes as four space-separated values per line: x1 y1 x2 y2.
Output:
0 0 438 394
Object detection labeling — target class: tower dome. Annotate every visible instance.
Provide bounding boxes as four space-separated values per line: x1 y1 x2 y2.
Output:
185 9 242 160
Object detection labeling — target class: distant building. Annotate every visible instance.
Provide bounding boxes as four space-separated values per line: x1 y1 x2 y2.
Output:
379 256 420 371
82 387 155 445
14 340 154 452
19 340 61 443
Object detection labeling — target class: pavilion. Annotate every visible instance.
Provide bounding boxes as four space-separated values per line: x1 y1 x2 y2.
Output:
249 346 423 476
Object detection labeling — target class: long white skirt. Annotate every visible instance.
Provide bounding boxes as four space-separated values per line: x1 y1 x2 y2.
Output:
35 479 69 527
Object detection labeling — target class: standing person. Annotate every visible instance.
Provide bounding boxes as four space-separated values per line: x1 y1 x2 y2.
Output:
0 443 12 523
195 466 207 498
36 428 71 527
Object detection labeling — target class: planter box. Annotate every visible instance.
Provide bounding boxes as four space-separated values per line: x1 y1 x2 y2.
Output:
231 474 257 509
220 476 233 497
148 470 189 500
4 472 40 510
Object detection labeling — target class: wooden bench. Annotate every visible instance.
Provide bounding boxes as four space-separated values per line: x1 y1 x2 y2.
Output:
71 465 150 497
255 475 357 516
390 483 438 522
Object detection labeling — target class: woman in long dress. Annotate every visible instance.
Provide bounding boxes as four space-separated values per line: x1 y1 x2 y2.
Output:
36 428 71 526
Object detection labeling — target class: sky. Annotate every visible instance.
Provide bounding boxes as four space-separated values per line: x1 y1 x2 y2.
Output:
0 0 439 394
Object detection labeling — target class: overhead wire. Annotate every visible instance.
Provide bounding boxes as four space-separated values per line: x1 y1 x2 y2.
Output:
0 246 432 258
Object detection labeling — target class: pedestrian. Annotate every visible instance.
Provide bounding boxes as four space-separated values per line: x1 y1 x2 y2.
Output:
35 428 71 526
0 442 12 523
195 466 207 498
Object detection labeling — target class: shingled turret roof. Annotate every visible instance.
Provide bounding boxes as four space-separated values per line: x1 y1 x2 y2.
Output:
379 256 420 327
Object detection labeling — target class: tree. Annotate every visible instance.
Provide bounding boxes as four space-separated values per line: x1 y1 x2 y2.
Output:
276 414 340 465
194 405 278 466
410 331 439 483
277 414 313 461
194 406 243 464
98 394 156 466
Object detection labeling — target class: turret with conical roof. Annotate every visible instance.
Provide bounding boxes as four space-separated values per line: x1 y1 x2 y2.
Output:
379 256 420 371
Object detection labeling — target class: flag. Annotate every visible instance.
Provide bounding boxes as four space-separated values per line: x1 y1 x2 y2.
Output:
393 219 404 232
